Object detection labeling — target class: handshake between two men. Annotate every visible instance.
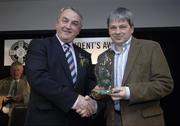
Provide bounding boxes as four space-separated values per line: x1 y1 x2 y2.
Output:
72 94 97 117
72 85 129 117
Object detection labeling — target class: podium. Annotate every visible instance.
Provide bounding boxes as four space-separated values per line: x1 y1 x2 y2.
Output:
8 104 28 126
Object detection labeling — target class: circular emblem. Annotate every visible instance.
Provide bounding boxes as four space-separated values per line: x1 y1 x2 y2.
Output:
9 40 29 64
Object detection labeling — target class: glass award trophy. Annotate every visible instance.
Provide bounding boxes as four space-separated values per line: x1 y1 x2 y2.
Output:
91 53 112 100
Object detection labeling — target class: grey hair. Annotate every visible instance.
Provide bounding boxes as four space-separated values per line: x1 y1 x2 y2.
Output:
107 7 134 27
10 61 23 69
57 7 83 27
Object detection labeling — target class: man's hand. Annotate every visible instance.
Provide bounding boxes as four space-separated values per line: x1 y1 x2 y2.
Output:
3 96 14 104
90 85 108 99
110 87 126 101
13 94 23 102
73 95 97 117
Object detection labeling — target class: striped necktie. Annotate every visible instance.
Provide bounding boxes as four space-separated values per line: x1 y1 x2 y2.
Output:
63 44 77 84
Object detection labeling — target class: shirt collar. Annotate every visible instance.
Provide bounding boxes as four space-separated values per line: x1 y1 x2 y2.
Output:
56 34 73 47
13 79 20 83
111 36 132 54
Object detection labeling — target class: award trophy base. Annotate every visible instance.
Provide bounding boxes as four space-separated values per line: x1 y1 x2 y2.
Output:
90 89 112 100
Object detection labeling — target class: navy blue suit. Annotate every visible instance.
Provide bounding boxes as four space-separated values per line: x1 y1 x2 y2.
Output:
24 36 96 126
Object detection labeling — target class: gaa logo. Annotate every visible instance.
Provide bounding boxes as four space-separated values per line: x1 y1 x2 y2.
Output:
9 40 29 64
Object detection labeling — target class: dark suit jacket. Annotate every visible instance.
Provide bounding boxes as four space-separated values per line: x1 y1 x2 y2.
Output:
96 37 174 126
24 36 96 126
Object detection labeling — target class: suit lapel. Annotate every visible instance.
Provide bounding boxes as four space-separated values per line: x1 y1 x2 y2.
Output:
17 80 25 95
73 45 82 85
5 78 12 94
52 36 73 84
122 37 141 84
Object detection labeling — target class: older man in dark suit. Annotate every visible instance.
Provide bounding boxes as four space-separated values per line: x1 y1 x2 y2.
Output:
93 7 174 126
24 7 97 126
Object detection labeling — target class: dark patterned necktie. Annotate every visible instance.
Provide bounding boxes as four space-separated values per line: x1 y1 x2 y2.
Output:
11 80 18 96
63 44 77 83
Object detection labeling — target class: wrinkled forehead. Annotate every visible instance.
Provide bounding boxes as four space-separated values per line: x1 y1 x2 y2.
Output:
58 8 82 26
109 19 131 27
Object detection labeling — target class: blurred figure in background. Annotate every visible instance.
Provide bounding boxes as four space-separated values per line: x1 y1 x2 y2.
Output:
0 61 30 126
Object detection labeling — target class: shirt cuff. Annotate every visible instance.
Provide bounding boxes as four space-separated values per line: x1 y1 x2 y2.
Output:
125 86 130 100
72 95 80 109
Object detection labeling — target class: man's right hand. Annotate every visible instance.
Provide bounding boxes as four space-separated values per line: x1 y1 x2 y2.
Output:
73 95 97 117
4 96 14 104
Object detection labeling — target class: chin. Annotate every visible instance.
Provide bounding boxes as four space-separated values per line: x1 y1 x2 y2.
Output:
62 39 72 43
114 40 124 44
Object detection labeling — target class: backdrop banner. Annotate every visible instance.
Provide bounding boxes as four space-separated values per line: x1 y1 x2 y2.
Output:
4 37 112 66
4 39 31 66
74 37 112 64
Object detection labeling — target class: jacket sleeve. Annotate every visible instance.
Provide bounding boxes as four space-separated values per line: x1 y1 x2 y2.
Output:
129 42 174 104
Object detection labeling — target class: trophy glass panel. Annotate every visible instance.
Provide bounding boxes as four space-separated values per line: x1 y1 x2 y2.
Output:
91 53 112 99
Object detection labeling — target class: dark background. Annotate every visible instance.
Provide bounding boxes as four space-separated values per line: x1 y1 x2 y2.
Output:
0 27 179 126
